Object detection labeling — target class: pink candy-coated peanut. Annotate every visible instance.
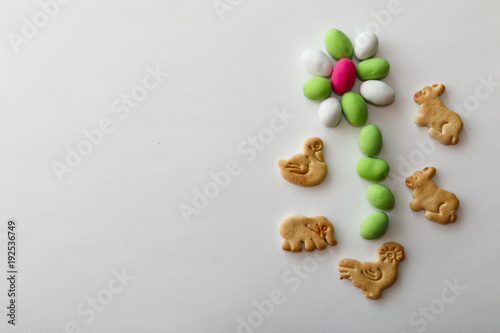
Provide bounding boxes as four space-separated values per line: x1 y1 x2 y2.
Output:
331 58 356 94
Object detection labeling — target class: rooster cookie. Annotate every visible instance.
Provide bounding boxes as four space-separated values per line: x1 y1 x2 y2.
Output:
414 84 463 145
279 215 337 252
278 137 327 186
338 242 404 299
406 167 459 224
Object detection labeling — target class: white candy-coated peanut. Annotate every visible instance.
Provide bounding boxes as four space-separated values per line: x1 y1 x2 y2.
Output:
302 49 333 77
360 80 395 106
354 32 378 60
319 97 342 127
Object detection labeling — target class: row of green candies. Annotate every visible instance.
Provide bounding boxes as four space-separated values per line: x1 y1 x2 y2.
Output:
357 124 395 239
301 29 395 127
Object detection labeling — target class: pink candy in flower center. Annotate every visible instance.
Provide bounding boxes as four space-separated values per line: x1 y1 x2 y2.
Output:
331 58 356 94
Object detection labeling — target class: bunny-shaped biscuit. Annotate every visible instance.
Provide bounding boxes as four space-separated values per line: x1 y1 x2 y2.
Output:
406 167 459 224
279 215 337 252
414 84 463 145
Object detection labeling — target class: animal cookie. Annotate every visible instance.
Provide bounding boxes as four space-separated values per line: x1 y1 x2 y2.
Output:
338 242 404 299
414 84 463 145
406 167 459 224
278 137 327 186
279 215 337 252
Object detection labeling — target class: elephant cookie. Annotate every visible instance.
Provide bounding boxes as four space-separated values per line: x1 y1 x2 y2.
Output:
279 215 337 252
414 84 463 145
278 137 327 187
406 167 459 224
339 242 405 299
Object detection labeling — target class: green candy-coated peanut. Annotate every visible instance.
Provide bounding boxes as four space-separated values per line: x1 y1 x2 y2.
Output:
303 76 332 101
366 184 395 210
358 124 383 156
356 156 389 181
356 58 390 80
324 29 353 60
341 92 368 127
360 211 389 240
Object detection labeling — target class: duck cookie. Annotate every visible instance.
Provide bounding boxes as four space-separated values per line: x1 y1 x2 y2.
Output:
338 242 404 299
414 84 463 145
278 137 327 186
406 167 459 224
279 215 337 252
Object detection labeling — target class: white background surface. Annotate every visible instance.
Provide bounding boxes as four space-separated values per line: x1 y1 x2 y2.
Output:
1 1 500 332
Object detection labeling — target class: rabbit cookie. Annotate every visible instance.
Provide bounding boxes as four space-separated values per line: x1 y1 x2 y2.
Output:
339 242 404 299
279 215 337 252
406 167 459 224
414 84 463 145
278 137 327 186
